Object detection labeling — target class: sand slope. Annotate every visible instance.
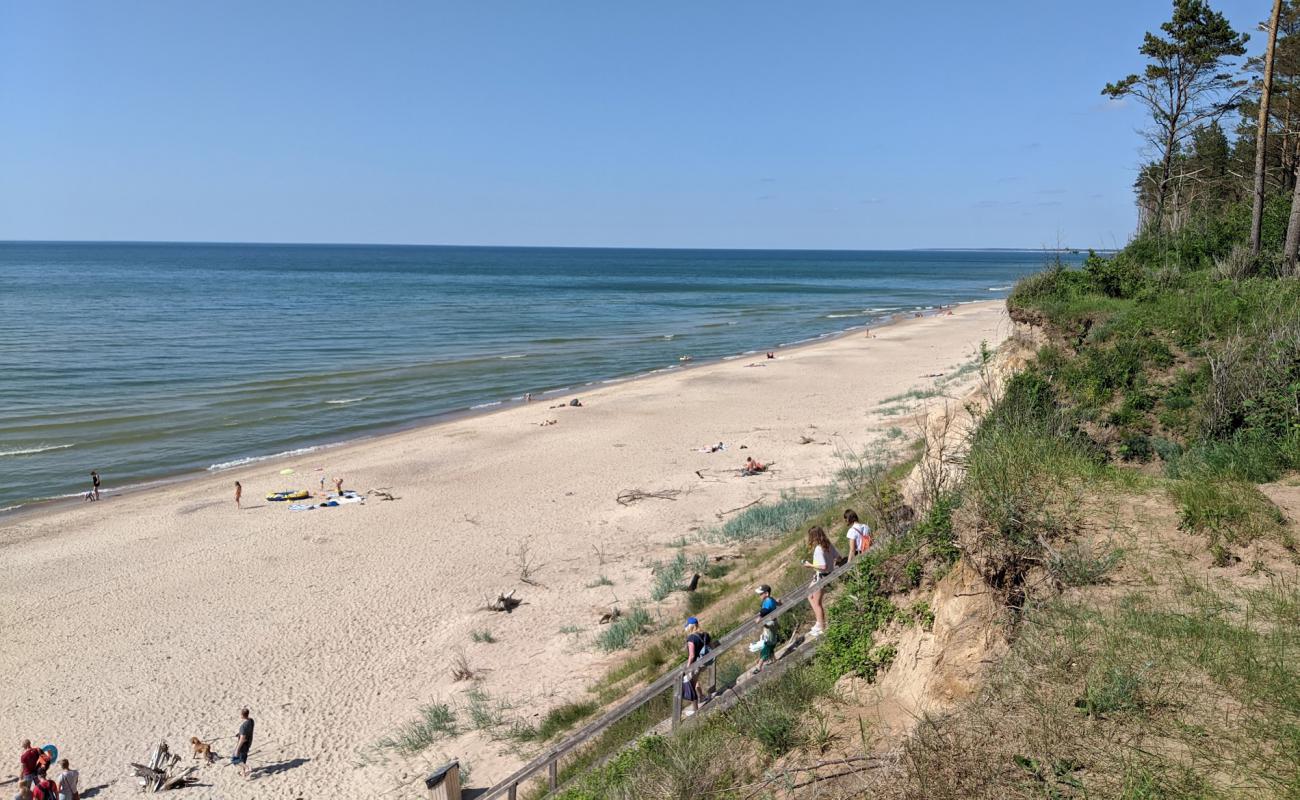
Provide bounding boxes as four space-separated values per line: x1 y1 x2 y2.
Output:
0 302 1009 798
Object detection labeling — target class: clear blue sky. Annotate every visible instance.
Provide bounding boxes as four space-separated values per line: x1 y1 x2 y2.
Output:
0 1 1274 249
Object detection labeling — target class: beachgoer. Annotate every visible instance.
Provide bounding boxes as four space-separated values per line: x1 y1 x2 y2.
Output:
755 584 779 618
803 526 838 637
524 392 533 402
683 617 710 714
55 759 78 800
30 775 57 800
333 477 344 496
14 778 33 800
751 619 778 674
19 741 41 779
90 471 100 501
569 398 583 407
843 509 872 560
766 351 774 359
234 481 242 509
231 708 254 778
743 457 767 475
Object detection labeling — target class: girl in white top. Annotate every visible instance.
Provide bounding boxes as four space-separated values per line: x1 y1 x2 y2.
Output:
802 526 838 637
843 509 872 560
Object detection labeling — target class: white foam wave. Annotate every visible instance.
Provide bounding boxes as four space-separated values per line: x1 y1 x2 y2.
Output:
207 446 323 472
498 354 527 360
470 401 503 410
987 285 1012 291
0 443 74 457
0 504 24 513
325 397 366 405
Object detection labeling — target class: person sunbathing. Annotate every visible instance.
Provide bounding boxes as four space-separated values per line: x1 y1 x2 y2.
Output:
743 457 767 475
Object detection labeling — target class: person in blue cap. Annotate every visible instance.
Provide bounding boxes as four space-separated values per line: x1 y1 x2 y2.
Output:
682 617 710 715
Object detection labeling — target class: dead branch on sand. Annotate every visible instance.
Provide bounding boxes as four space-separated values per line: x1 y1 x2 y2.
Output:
486 590 524 613
616 488 682 506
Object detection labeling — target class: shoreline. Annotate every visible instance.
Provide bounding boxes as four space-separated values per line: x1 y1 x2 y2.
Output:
0 300 1010 798
1 300 986 522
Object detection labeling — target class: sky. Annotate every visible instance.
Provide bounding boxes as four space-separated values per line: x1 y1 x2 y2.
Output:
0 1 1277 249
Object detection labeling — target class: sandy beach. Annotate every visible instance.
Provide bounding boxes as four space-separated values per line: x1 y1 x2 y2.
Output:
0 302 1010 798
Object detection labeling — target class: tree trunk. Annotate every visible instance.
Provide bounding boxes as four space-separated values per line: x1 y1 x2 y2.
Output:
1252 0 1284 254
1284 139 1300 271
1156 128 1176 234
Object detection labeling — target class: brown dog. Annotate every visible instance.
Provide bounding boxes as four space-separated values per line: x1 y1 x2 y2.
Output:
190 736 214 763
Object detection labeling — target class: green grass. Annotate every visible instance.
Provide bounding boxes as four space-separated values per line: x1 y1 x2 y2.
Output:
596 606 654 652
376 702 459 755
650 551 688 601
470 629 497 644
584 575 614 588
1169 468 1288 557
705 490 830 544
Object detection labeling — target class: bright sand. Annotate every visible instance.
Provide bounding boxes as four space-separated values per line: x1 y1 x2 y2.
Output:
0 301 1009 798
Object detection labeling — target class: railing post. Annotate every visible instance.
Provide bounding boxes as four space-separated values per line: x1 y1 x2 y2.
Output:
671 673 683 730
548 758 558 790
708 658 717 697
508 783 517 800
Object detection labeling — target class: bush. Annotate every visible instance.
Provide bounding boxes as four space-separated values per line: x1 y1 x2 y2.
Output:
816 557 897 680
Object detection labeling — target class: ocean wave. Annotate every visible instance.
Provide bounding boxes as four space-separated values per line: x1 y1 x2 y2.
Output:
207 445 324 472
498 354 527 360
470 400 503 410
0 443 74 457
325 397 367 405
0 504 24 513
987 285 1012 291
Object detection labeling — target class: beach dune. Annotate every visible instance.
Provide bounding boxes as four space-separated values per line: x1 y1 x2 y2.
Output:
0 302 1009 798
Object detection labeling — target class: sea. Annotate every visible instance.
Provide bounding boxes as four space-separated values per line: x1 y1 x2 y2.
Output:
0 242 1084 511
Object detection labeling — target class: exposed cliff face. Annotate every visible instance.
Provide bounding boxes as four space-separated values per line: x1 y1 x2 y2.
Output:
842 560 1007 743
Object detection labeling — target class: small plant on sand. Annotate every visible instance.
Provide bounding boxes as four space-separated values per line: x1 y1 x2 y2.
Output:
596 606 653 652
651 551 689 601
376 702 459 755
514 541 544 585
585 575 614 588
450 649 477 682
470 629 497 644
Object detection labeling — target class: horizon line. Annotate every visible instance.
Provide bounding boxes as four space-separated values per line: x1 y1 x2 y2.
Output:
0 238 1112 253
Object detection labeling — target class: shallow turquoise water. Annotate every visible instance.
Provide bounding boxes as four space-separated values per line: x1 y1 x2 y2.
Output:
0 242 1081 508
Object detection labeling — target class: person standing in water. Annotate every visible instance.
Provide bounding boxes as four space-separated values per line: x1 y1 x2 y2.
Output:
90 471 101 501
234 481 242 509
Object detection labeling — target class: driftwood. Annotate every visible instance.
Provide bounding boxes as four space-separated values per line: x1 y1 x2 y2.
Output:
598 607 621 625
616 488 682 506
366 488 398 501
487 590 523 613
130 742 198 792
716 498 761 519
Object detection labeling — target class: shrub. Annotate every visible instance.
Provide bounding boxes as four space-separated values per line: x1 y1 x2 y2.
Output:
816 558 897 680
651 551 688 601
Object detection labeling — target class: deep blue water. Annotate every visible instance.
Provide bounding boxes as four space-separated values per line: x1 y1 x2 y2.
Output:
0 242 1081 509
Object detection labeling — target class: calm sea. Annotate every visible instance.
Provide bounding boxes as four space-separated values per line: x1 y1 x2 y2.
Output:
0 242 1081 510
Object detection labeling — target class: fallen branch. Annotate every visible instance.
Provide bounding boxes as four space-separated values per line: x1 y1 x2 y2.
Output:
486 590 524 613
617 488 682 506
716 498 761 518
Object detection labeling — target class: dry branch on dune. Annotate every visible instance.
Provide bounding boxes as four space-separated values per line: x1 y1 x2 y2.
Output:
616 488 683 505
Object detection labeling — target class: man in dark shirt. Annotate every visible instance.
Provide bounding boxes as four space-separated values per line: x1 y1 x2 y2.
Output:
231 708 254 778
18 740 41 779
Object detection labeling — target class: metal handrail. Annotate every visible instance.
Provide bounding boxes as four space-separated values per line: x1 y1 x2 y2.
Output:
482 556 860 799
